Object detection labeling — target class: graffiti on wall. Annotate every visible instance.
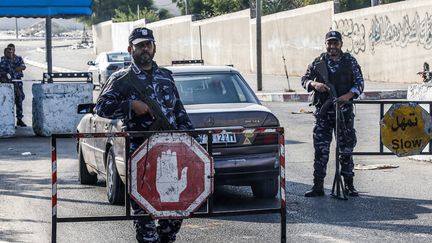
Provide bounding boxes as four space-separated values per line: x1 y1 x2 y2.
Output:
369 12 432 52
335 11 432 54
334 18 366 54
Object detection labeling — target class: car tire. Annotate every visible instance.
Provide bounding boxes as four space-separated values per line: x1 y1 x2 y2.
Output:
78 146 98 185
106 146 125 205
251 177 279 198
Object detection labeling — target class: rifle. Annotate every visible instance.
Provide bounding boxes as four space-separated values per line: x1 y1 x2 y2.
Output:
315 60 338 117
126 70 176 131
416 62 432 83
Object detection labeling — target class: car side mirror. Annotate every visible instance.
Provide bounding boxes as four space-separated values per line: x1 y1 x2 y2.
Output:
87 61 95 66
77 103 96 114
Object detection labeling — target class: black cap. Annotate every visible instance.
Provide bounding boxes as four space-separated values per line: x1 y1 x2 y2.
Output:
129 27 155 45
325 30 342 42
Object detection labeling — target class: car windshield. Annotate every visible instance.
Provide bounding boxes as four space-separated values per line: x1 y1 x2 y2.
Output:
173 73 258 105
107 53 131 62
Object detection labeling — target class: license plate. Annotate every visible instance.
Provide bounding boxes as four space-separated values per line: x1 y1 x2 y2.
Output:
197 133 237 144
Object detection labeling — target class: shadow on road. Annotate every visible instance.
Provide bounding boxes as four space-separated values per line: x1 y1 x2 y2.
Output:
209 181 432 236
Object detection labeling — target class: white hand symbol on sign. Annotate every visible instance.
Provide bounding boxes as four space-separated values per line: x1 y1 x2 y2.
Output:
156 149 188 202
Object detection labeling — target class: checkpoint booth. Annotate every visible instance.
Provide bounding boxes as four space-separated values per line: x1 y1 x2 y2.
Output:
0 0 93 137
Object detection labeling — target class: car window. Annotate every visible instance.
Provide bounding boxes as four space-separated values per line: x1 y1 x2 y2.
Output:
107 53 131 62
95 54 103 64
173 73 258 105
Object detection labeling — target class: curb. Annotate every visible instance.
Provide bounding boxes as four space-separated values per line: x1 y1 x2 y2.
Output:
25 57 408 102
24 57 78 73
256 90 407 102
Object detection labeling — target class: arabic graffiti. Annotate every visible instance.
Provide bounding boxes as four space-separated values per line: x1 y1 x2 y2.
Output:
334 11 432 55
391 113 418 132
334 18 367 54
369 12 432 52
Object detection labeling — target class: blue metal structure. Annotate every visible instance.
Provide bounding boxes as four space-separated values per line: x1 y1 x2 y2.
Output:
0 0 92 17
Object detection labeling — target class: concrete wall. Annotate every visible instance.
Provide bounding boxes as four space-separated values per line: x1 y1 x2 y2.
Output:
334 0 432 83
32 83 93 136
191 10 252 71
0 84 15 137
255 2 333 76
92 0 432 84
92 20 112 54
147 15 193 66
111 19 147 52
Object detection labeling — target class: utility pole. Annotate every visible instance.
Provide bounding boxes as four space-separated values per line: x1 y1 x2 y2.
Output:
137 4 140 19
334 0 340 13
15 18 18 39
256 0 262 91
185 0 190 15
371 0 380 6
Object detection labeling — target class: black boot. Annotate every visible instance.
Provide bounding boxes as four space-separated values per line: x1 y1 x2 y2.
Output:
305 178 325 197
344 177 359 196
17 119 27 127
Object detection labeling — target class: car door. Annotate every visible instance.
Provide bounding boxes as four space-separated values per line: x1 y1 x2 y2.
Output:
92 115 114 174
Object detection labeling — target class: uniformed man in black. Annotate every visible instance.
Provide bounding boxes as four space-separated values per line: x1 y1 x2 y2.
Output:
96 27 193 243
301 30 364 197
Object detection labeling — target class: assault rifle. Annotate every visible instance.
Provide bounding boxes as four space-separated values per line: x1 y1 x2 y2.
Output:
417 62 432 83
126 71 176 131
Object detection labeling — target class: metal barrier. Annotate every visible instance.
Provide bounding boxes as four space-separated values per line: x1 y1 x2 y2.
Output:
332 100 432 200
51 128 286 242
42 72 93 84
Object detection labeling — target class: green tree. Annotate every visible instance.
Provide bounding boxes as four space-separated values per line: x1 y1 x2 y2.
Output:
78 0 155 25
112 7 160 23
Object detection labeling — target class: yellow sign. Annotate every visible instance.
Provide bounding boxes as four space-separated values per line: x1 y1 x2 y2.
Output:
381 103 432 157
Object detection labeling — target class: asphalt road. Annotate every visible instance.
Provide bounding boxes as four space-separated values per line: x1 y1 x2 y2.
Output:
1 40 432 243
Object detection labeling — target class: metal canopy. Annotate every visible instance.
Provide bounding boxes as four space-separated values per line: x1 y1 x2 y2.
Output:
0 0 92 17
0 0 92 74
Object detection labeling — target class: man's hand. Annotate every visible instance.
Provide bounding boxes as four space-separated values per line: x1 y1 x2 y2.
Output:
311 81 330 93
131 100 154 118
15 66 25 72
337 92 355 102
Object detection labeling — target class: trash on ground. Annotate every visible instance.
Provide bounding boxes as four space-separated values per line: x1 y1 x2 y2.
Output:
21 152 33 156
291 108 313 114
354 164 399 170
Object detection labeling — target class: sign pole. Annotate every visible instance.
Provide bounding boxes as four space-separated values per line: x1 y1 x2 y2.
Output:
51 136 57 243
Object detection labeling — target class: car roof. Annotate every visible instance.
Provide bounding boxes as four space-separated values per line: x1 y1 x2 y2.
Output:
102 51 130 55
165 65 239 74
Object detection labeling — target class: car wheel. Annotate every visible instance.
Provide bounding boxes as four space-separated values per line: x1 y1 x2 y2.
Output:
106 146 124 205
78 146 98 185
251 177 279 198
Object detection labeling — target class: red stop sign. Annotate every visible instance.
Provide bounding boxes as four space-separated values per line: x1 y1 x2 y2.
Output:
129 132 212 219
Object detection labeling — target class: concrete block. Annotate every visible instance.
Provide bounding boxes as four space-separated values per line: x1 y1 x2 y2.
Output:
407 84 432 101
32 83 93 136
0 83 15 137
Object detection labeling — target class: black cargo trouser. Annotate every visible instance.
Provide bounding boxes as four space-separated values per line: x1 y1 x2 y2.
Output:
312 107 357 179
13 80 25 119
130 142 182 243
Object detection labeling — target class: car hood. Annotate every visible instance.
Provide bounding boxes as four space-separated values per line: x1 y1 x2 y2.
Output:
184 103 276 128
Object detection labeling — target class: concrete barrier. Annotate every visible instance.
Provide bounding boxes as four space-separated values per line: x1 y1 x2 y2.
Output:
0 83 15 137
32 83 93 136
407 83 432 101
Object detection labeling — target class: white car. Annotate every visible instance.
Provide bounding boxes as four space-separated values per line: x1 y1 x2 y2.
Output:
87 51 131 88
